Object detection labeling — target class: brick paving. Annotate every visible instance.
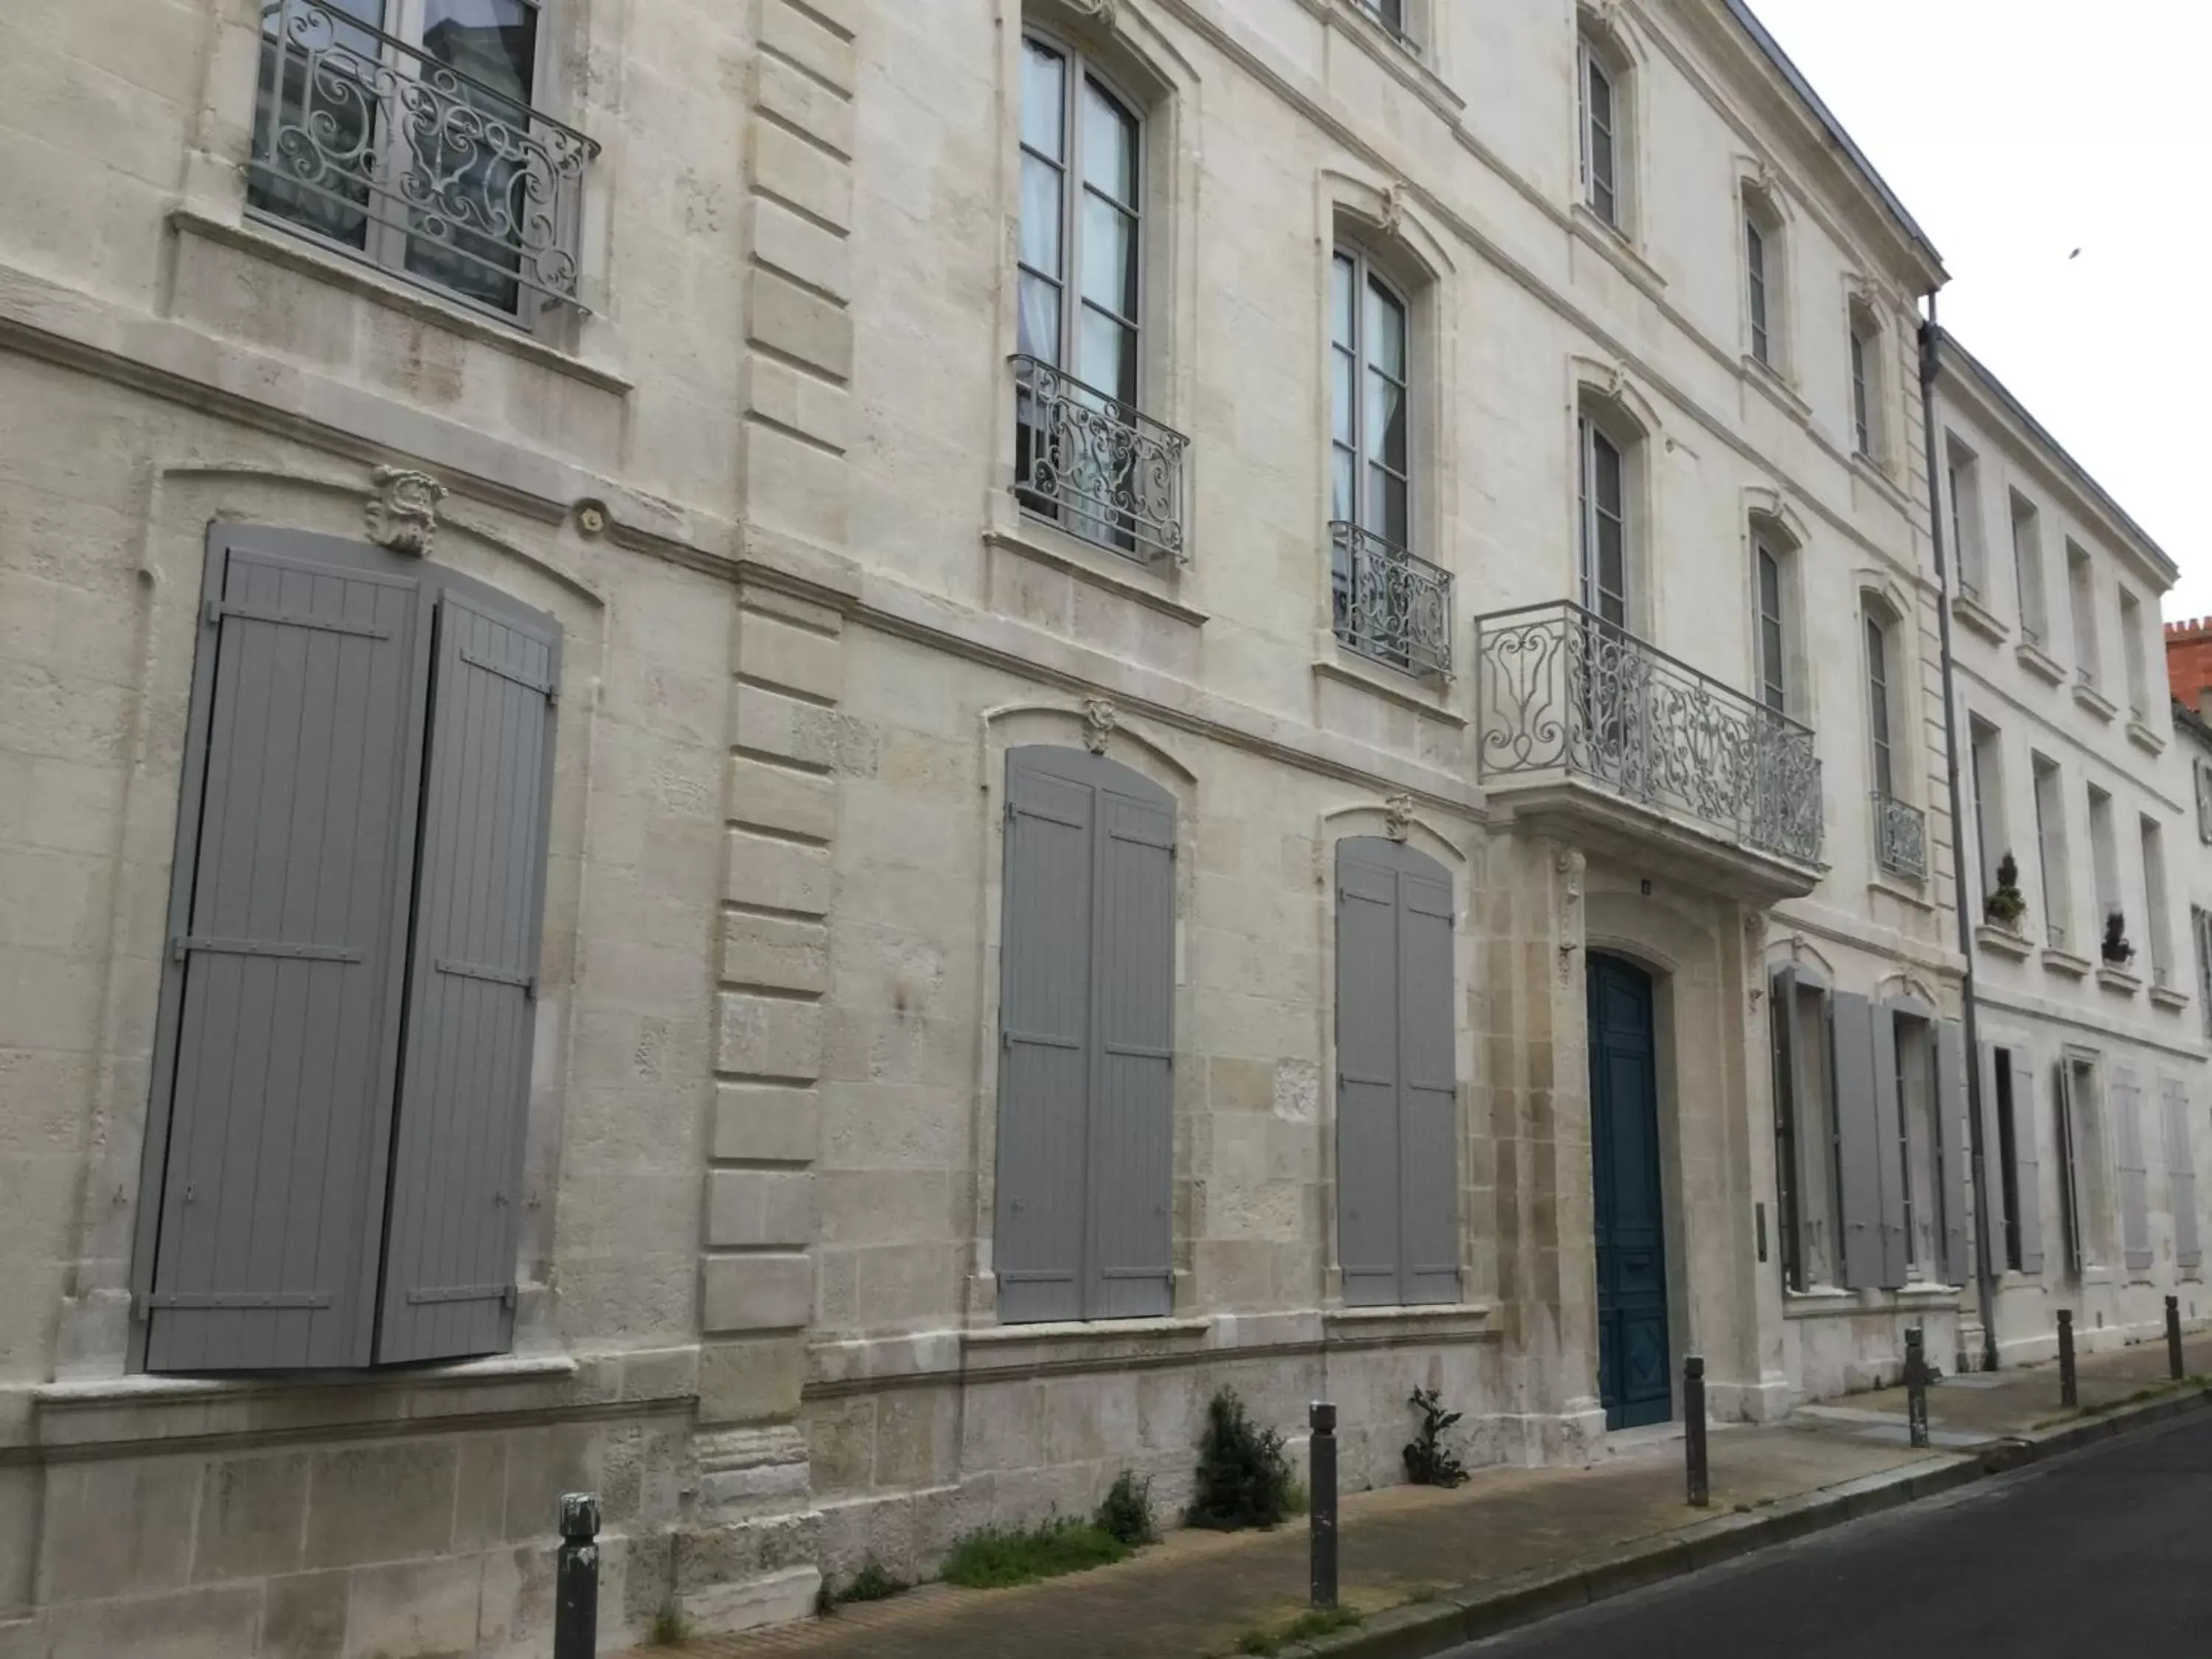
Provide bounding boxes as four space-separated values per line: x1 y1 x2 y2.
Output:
624 1333 2212 1659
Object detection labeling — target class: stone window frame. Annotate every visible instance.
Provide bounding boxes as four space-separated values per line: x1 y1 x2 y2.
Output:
1738 174 1791 380
1744 490 1812 728
1569 363 1666 642
1575 8 1642 241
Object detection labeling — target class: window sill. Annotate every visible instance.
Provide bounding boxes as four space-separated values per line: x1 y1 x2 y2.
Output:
1975 922 2034 961
1950 591 2009 646
1742 354 1811 422
1782 1284 1961 1318
2126 717 2167 757
2149 984 2190 1013
1312 638 1466 724
959 1315 1213 1379
1848 450 1908 509
2072 681 2118 723
170 206 632 397
2096 964 2143 995
984 510 1208 630
1321 1303 1496 1344
2015 640 2066 686
1867 872 1934 913
1569 203 1667 299
1330 1 1464 116
2042 946 2093 979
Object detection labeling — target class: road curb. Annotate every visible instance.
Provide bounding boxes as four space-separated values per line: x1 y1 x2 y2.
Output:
1282 1385 2212 1658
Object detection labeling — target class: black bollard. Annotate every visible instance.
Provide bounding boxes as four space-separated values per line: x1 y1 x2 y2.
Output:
1683 1355 1708 1509
1309 1401 1338 1609
554 1492 600 1659
1905 1325 1930 1449
2168 1295 2185 1381
2057 1310 2078 1409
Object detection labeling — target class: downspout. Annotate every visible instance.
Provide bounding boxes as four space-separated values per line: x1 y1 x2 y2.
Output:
1919 298 2001 1373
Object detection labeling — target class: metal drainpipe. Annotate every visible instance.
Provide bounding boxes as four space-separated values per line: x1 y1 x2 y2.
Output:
1919 296 2001 1373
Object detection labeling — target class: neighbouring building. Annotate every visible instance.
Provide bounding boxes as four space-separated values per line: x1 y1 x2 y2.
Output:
1929 335 2207 1367
0 1 2202 1655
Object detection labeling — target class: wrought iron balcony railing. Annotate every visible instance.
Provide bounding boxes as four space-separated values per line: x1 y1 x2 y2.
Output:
1474 602 1823 866
1873 792 1927 881
1012 355 1189 564
1331 523 1453 680
248 0 597 316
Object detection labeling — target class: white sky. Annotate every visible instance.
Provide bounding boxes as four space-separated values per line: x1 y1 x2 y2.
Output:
1744 0 2211 620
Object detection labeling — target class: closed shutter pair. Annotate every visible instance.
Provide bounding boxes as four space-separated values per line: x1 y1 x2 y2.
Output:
133 526 558 1371
1975 1044 2045 1276
1823 991 1968 1290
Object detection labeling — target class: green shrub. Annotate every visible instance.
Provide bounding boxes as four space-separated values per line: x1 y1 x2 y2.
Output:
1402 1385 1468 1487
1186 1388 1295 1531
841 1559 908 1604
1095 1470 1158 1547
939 1518 1130 1588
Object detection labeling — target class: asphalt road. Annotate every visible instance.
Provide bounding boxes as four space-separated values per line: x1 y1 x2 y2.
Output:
1455 1411 2212 1658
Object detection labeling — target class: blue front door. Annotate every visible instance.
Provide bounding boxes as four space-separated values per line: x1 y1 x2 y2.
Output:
1588 954 1671 1430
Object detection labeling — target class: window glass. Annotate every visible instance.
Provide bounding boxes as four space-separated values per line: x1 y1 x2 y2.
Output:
421 0 538 101
1581 422 1627 625
1745 216 1768 361
1868 615 1893 799
1586 55 1617 223
1757 543 1785 712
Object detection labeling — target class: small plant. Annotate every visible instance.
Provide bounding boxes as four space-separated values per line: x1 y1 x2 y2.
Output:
1983 852 2027 928
1402 1385 1468 1488
1234 1605 1365 1655
838 1559 909 1605
647 1603 693 1647
2103 909 2135 966
939 1517 1130 1588
1187 1389 1295 1531
1095 1470 1158 1547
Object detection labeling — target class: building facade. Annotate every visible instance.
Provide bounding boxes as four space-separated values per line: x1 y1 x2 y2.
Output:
0 1 2199 1655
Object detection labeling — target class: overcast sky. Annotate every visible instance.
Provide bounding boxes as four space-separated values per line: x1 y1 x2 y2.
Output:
1745 0 2209 620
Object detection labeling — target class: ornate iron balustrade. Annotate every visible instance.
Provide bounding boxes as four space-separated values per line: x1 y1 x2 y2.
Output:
248 0 597 314
1474 602 1823 866
1874 792 1927 880
1012 355 1189 563
1331 523 1453 679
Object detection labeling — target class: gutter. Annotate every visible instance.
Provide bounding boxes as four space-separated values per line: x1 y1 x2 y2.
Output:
1919 295 2000 1373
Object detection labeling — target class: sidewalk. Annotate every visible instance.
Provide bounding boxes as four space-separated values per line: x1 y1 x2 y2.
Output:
627 1335 2212 1659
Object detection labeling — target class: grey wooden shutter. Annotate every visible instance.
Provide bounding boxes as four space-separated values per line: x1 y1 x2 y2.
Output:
1869 1004 1908 1288
2055 1060 2084 1274
995 746 1175 1323
1335 846 1402 1307
994 754 1095 1323
2010 1051 2044 1275
375 583 560 1362
1088 771 1176 1320
2163 1077 2201 1270
139 528 430 1371
1976 1041 2007 1267
1335 838 1458 1308
2113 1062 2152 1274
1830 992 1884 1290
1935 1020 1970 1286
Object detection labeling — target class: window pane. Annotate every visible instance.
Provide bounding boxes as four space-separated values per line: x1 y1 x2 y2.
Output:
1592 430 1623 518
1371 466 1408 546
1022 39 1066 161
421 0 538 102
1079 306 1135 404
1588 60 1613 131
1332 254 1356 349
1366 366 1406 473
1745 218 1764 280
1332 446 1356 526
1759 548 1781 619
1079 192 1137 319
1332 346 1356 449
1019 153 1064 277
1018 271 1062 364
1365 279 1406 379
1598 515 1624 616
1080 77 1138 208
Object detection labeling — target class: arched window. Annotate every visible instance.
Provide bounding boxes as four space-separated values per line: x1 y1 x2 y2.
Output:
1847 302 1883 459
1741 183 1787 371
1578 22 1631 230
1865 595 1924 880
1754 526 1790 715
1577 408 1632 628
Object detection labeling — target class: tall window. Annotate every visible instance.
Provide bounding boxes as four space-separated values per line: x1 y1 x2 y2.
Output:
1018 35 1141 407
2067 542 2101 687
248 0 588 316
2142 815 2174 986
1969 717 2005 901
2010 492 2048 647
2033 753 2070 950
2056 1053 2110 1273
1579 36 1622 228
1848 313 1878 457
1866 612 1896 801
1755 533 1787 714
1945 436 1985 599
2196 906 2212 1038
1992 1048 2025 1273
1355 0 1408 34
2088 784 2120 947
1578 416 1628 627
2118 587 2150 720
1330 248 1411 551
1745 212 1771 365
1771 971 1843 1290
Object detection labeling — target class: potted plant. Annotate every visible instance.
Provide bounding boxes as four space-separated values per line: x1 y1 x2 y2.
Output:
2101 909 2135 967
1983 852 2026 931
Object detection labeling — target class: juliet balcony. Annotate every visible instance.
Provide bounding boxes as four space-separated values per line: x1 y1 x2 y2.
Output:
248 0 598 318
1473 602 1825 900
1012 355 1190 565
1331 522 1453 681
